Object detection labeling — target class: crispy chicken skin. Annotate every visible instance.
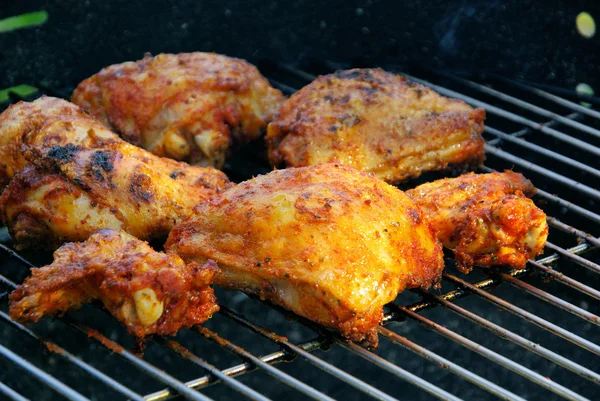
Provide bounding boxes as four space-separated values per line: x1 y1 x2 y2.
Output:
0 98 230 250
72 52 285 168
166 163 444 347
267 68 485 183
407 171 548 271
0 96 119 189
9 229 219 337
0 140 230 250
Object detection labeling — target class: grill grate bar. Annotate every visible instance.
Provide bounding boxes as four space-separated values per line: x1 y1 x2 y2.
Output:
496 77 600 120
400 240 594 324
391 268 529 322
194 326 337 401
220 306 400 401
245 297 552 401
339 341 464 401
432 70 600 140
534 189 600 225
158 338 272 401
391 304 589 401
0 381 31 401
251 302 460 400
377 327 527 401
545 242 600 274
0 274 213 401
497 273 600 327
486 112 581 146
487 80 600 102
534 244 587 270
221 292 557 401
403 73 600 158
485 144 600 202
265 79 297 95
0 274 18 291
444 273 600 356
276 64 316 81
422 289 600 384
485 126 600 179
528 259 600 301
145 339 325 401
64 318 215 401
252 285 596 401
0 311 146 401
547 217 600 248
478 165 600 225
0 343 90 401
52 293 270 401
0 244 34 268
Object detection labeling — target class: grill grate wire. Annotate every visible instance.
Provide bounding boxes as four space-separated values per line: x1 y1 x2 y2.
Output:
0 64 598 401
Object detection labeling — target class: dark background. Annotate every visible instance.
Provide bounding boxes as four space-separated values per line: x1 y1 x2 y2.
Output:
1 0 600 90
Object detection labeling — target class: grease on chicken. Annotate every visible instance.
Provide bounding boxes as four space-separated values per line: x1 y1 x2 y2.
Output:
166 163 444 347
0 97 230 250
72 52 285 167
267 68 485 183
9 229 219 337
407 171 548 271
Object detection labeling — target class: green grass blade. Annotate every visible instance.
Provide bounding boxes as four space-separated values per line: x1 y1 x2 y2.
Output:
0 85 38 103
0 11 48 33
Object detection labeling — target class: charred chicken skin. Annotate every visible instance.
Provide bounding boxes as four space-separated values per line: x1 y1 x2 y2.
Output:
406 171 548 271
166 163 444 347
0 97 230 250
9 229 219 337
0 96 119 190
267 68 485 183
72 52 285 168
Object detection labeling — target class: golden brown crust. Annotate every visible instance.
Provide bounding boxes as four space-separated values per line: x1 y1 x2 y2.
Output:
0 97 230 250
166 163 444 346
267 68 485 183
9 229 219 337
407 171 548 271
72 52 285 167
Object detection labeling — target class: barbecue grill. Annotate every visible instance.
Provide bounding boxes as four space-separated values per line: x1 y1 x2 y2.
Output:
1 3 599 401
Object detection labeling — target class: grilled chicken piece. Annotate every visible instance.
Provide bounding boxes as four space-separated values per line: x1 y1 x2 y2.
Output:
407 171 548 271
166 163 444 347
267 68 485 183
0 98 230 250
0 96 120 190
9 229 219 337
72 52 285 168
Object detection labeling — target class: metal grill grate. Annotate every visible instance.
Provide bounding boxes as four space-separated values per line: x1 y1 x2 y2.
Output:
0 63 598 401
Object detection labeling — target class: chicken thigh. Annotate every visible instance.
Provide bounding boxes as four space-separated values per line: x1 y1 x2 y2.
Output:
267 68 485 183
72 52 285 168
166 163 444 346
